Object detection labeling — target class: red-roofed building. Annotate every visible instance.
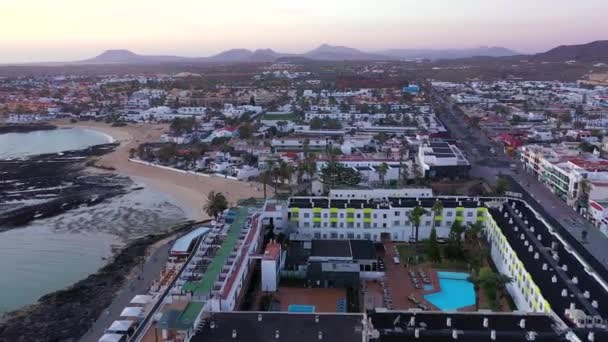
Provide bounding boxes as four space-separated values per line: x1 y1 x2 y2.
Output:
261 242 283 292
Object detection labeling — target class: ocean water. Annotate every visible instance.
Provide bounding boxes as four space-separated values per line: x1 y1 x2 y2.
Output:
0 186 188 314
0 128 188 314
0 225 116 314
0 128 112 159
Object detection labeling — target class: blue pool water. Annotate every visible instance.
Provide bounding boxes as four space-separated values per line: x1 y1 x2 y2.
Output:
424 271 475 311
288 304 316 313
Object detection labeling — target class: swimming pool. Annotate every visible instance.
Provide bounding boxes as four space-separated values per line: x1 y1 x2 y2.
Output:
423 271 475 311
288 304 316 313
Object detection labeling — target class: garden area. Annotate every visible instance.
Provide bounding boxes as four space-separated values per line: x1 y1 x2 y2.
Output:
397 203 515 311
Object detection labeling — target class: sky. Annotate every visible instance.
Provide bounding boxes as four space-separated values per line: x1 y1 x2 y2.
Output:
1 0 607 63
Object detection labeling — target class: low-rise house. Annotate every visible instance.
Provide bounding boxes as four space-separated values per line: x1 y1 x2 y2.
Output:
228 165 260 181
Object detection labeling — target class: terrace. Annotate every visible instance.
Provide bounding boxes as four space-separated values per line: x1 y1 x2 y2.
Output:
182 207 250 296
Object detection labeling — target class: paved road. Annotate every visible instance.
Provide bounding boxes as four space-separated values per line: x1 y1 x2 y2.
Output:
431 89 608 273
80 241 172 342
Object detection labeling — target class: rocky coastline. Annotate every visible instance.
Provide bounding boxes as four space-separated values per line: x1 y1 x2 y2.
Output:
0 123 57 134
0 143 126 229
0 221 197 342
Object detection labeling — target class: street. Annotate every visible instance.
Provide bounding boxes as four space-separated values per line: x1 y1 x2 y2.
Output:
431 89 608 274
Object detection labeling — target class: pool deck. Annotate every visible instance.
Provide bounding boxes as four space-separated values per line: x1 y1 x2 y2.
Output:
271 287 347 313
380 241 476 312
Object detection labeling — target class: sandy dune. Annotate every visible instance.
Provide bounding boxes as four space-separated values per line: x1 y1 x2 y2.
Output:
54 120 265 220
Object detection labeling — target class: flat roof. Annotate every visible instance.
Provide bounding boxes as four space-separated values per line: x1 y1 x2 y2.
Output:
130 294 153 305
370 311 565 341
119 307 143 318
349 240 376 260
492 201 608 324
311 240 351 258
98 333 124 342
107 320 134 332
171 227 210 255
191 312 365 342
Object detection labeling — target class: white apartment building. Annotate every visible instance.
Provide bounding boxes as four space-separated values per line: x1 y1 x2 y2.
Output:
520 144 608 207
222 104 263 118
284 196 485 242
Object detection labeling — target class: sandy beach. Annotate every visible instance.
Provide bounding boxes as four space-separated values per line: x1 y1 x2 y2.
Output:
53 119 265 220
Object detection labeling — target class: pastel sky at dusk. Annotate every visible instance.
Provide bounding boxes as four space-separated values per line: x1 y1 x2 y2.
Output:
1 0 606 63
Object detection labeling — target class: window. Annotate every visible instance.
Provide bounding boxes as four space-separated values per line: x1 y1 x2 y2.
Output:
446 212 453 217
383 214 387 219
467 212 473 217
340 213 344 218
314 232 321 239
425 221 431 226
304 213 310 218
394 211 400 216
373 214 378 218
356 213 361 218
394 220 400 226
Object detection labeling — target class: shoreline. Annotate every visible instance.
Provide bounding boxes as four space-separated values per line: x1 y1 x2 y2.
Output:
0 221 199 341
53 119 265 221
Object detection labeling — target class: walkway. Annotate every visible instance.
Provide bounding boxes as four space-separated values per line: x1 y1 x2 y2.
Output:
80 241 172 342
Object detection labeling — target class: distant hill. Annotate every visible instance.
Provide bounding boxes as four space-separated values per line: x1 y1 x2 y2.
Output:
303 44 389 61
379 46 520 60
81 49 188 64
532 40 608 62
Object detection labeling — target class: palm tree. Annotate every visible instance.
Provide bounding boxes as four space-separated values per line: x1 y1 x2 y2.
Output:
303 138 310 156
578 179 591 212
431 200 443 228
279 161 293 191
376 162 389 186
407 206 427 247
203 191 228 219
304 155 317 193
260 170 272 199
469 267 512 311
399 143 409 186
465 222 484 246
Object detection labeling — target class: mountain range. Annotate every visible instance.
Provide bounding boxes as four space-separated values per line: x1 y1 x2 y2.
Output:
78 44 520 64
68 40 608 65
